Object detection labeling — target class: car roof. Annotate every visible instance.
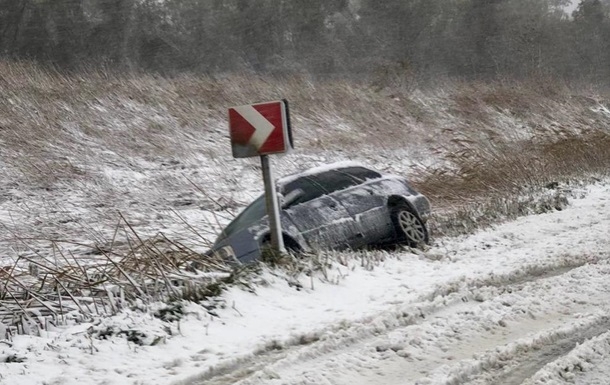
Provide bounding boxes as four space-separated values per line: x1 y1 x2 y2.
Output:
277 161 376 187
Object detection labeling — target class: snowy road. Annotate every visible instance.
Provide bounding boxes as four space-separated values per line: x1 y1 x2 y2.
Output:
193 182 610 385
224 263 610 385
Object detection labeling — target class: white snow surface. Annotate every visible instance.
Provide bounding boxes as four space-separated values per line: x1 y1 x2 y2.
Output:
1 179 609 384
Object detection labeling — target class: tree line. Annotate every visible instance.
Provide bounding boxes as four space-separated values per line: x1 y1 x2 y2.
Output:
0 0 609 82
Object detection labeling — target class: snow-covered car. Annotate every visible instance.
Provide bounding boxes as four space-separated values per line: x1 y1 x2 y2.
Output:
208 162 430 264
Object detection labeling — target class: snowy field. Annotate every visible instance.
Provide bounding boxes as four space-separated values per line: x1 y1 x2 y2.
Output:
1 176 609 384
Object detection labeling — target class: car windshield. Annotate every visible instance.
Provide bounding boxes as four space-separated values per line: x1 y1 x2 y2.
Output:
217 195 266 241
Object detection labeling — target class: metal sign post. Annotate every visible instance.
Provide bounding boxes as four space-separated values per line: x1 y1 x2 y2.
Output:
228 100 292 256
260 155 285 253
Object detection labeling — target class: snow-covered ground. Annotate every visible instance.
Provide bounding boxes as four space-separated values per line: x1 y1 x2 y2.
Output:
1 177 609 384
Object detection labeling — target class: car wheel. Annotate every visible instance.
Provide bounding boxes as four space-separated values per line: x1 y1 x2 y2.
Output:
391 203 429 247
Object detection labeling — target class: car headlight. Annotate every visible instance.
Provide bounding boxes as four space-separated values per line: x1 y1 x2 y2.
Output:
215 245 236 260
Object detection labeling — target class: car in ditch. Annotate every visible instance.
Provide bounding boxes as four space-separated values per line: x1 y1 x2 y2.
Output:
207 162 431 264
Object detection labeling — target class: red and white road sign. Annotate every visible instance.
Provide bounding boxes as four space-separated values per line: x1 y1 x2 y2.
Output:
228 100 292 158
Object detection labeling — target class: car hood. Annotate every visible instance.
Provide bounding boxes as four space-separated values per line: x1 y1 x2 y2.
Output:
210 227 262 264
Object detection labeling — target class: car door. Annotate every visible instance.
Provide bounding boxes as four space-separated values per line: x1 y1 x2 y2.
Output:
282 176 359 250
306 171 368 248
324 168 393 245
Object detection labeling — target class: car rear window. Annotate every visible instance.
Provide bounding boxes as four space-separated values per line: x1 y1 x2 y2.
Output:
308 171 360 194
338 167 381 182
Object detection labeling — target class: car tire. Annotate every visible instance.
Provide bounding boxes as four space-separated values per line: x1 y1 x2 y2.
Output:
391 203 429 248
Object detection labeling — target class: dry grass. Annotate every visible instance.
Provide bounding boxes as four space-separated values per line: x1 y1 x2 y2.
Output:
418 132 610 202
1 62 608 179
415 129 610 237
0 215 235 337
1 60 610 334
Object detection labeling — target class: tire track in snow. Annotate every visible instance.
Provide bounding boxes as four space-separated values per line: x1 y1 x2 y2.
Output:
461 319 610 385
242 260 610 385
189 257 597 385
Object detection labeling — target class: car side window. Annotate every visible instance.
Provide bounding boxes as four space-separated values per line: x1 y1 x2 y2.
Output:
308 171 360 194
282 177 325 207
339 167 381 182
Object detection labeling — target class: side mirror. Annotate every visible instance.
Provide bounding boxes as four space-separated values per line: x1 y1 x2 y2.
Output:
280 188 304 209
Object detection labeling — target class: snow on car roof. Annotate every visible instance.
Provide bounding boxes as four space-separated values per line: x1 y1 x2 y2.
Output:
277 160 371 185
